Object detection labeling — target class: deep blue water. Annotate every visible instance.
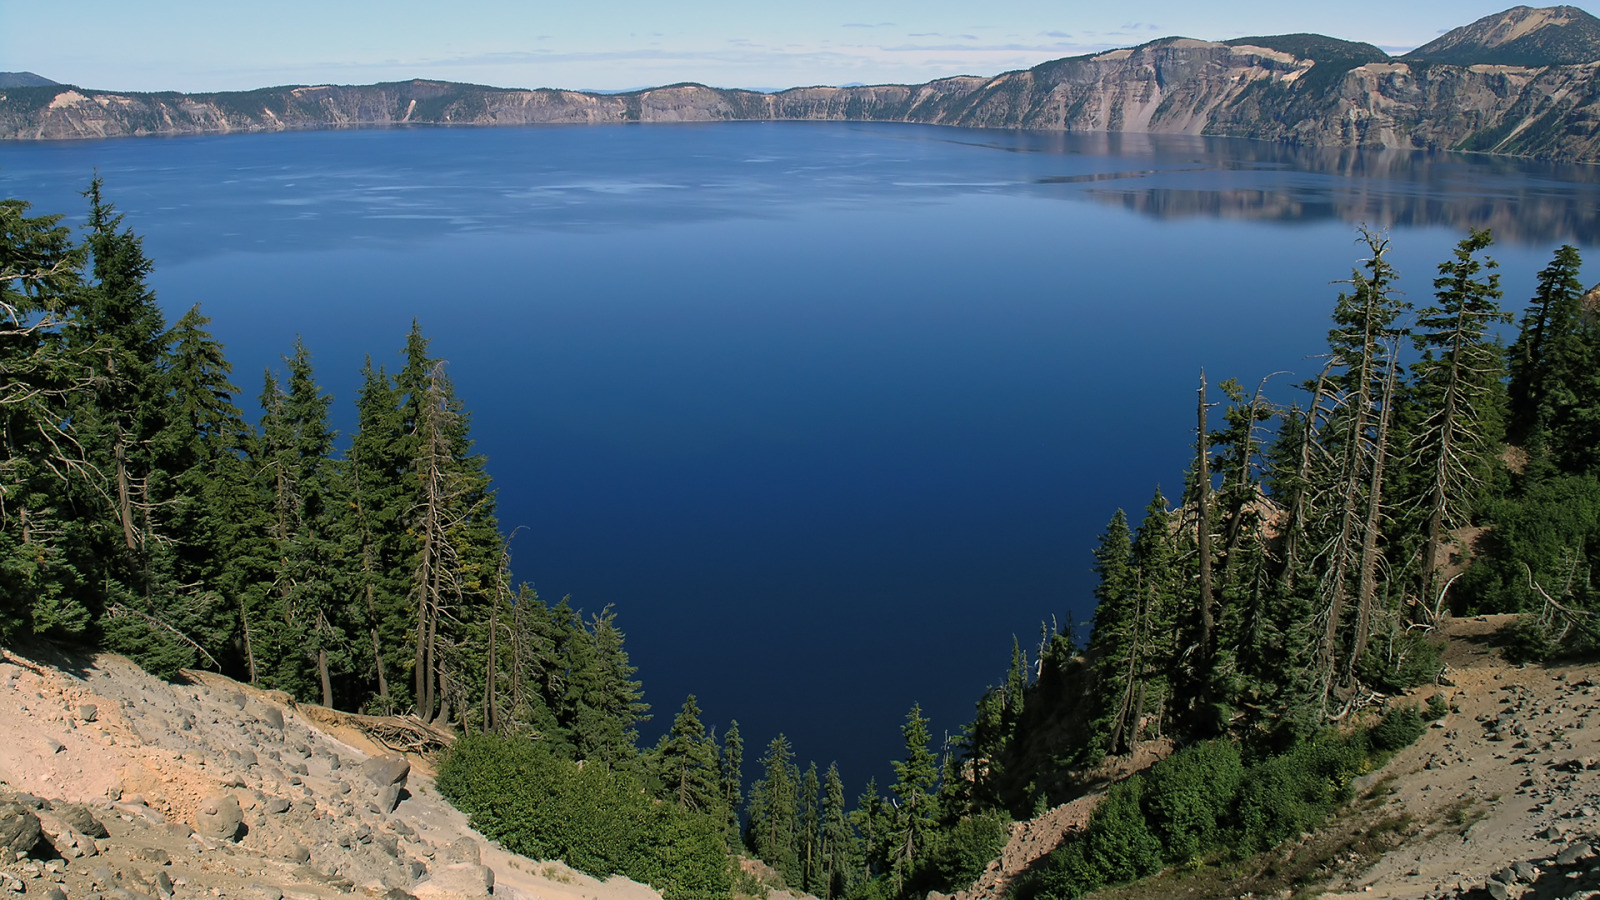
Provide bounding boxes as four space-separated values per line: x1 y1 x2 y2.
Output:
4 122 1600 791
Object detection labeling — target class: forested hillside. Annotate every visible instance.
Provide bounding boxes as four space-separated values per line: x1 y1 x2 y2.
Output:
5 183 1600 900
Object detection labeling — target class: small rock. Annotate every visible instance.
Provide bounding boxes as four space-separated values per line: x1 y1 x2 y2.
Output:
247 884 280 900
45 738 65 754
76 705 98 723
1485 880 1509 900
133 849 169 866
264 798 290 815
43 888 66 900
283 844 309 864
1555 841 1594 865
88 866 117 889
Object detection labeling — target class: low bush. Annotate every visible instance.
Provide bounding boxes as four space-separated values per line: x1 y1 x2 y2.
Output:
1020 712 1427 900
437 733 732 900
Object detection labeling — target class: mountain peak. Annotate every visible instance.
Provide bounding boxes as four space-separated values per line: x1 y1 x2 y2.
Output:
1405 5 1600 65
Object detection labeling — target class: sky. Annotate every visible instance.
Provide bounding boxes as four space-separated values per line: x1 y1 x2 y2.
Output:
3 1 1587 95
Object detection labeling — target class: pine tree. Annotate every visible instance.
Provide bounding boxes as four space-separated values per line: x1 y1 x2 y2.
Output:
1086 508 1137 756
747 734 801 883
1308 229 1409 707
69 179 180 673
656 694 722 813
799 762 822 892
1409 229 1510 610
887 704 939 893
0 196 89 641
346 357 414 711
819 763 854 899
721 719 745 843
1507 245 1585 452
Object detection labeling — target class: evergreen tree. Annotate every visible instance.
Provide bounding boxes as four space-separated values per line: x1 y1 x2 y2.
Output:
721 719 744 843
346 357 414 711
1086 508 1137 756
655 694 722 813
887 704 939 893
0 196 89 641
799 762 822 892
1409 229 1510 609
819 763 854 899
746 734 801 883
69 179 179 672
1507 245 1586 453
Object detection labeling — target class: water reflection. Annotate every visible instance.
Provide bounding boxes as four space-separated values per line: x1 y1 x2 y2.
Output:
5 123 1600 263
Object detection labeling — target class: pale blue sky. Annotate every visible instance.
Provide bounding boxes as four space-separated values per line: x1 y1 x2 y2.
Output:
2 1 1582 93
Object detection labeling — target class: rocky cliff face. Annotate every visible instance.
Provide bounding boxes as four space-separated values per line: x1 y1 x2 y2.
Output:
7 36 1600 162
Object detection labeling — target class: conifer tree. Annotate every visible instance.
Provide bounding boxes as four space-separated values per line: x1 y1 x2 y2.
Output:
1507 245 1586 454
820 763 854 899
747 734 801 883
799 762 822 892
888 704 939 893
721 719 744 843
346 357 414 710
656 694 722 813
1410 229 1510 609
0 196 89 641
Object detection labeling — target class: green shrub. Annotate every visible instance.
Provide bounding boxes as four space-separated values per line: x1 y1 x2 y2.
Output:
437 734 732 900
1143 740 1244 864
1020 777 1162 900
1233 733 1365 854
1368 705 1426 754
916 810 1010 894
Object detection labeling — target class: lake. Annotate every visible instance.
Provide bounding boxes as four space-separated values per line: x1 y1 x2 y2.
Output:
4 122 1598 790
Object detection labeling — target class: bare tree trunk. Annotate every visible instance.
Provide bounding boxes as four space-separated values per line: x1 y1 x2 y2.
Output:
1349 349 1400 680
484 599 499 734
115 437 137 551
239 594 258 683
1196 371 1215 665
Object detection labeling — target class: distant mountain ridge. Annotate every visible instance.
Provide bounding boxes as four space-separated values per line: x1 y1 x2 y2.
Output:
8 7 1600 161
0 72 57 88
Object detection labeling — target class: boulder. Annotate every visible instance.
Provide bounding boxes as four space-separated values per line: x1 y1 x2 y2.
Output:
0 801 41 857
56 805 109 839
411 863 494 900
36 810 99 859
361 756 411 788
192 794 243 841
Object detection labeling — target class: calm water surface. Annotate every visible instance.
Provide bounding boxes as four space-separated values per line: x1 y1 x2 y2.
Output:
4 123 1598 787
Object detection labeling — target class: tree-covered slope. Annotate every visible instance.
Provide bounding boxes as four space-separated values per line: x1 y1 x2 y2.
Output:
1405 5 1600 66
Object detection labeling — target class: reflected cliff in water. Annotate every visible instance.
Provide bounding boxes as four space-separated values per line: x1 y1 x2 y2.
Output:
1023 132 1600 245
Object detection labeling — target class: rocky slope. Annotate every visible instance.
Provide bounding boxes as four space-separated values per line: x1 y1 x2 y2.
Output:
936 615 1600 900
0 645 663 900
8 8 1600 162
